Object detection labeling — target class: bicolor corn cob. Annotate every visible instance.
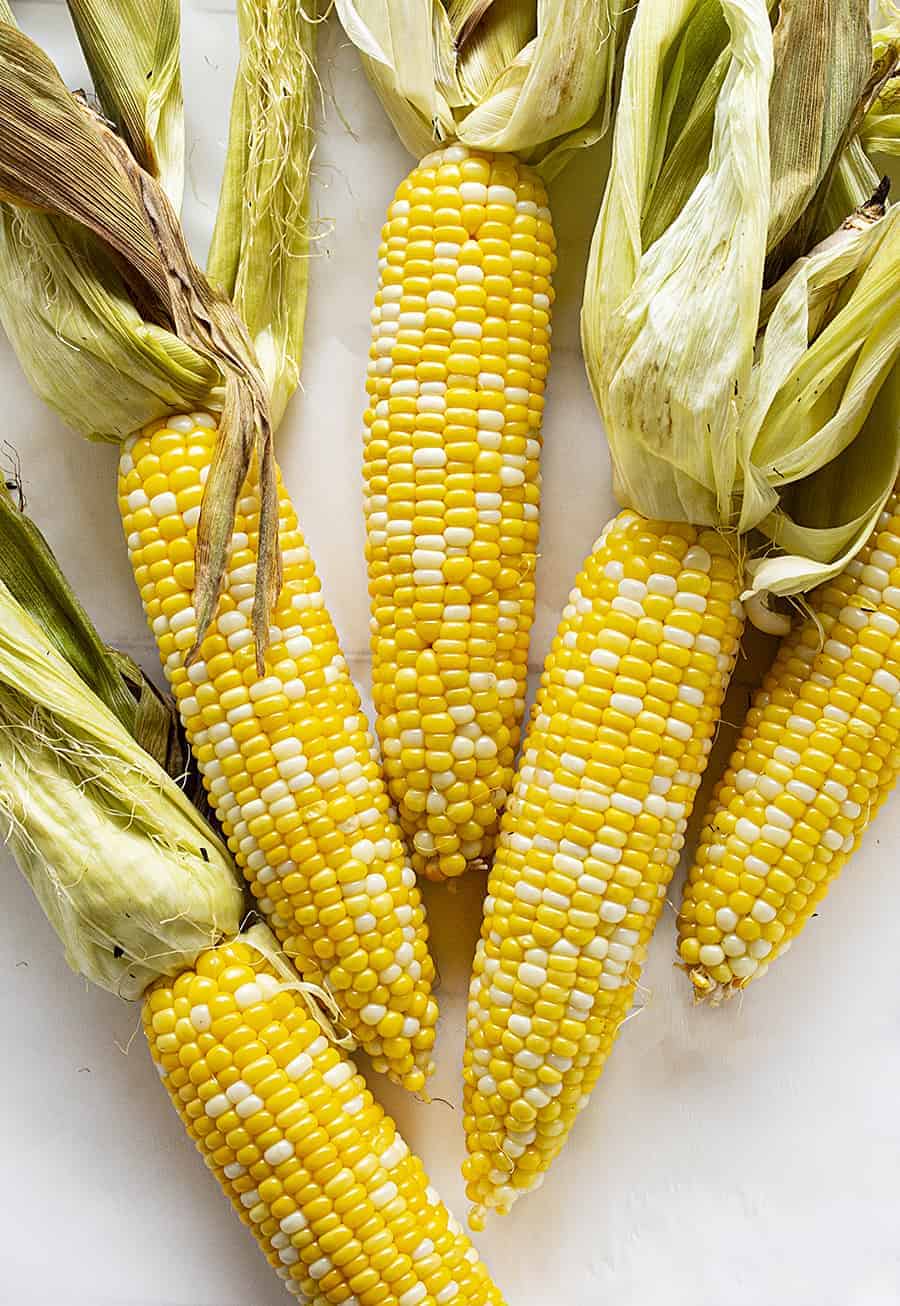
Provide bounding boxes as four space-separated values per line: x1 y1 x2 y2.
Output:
462 512 744 1225
678 487 900 998
146 935 505 1304
364 142 556 882
119 415 438 1092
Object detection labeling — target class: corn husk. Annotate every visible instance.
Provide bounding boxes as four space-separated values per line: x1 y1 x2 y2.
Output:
746 364 900 597
0 19 275 663
65 0 184 209
582 0 774 527
207 0 319 429
0 483 186 774
743 202 900 595
859 17 900 160
0 565 243 1000
763 0 870 275
335 0 630 167
581 0 899 596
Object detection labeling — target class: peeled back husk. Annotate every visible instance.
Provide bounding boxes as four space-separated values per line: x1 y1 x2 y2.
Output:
0 579 243 999
744 203 900 596
0 19 278 662
335 0 630 169
207 0 320 429
581 0 899 599
582 0 774 526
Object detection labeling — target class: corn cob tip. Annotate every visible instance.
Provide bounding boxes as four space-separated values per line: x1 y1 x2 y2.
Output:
468 1204 486 1233
681 961 727 1004
681 957 770 1004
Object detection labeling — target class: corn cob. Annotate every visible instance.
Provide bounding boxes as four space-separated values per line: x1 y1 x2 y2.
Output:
146 934 505 1305
462 511 744 1224
364 142 556 881
119 414 438 1092
678 487 900 998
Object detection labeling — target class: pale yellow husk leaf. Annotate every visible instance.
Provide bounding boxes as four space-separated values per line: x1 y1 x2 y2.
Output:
582 0 774 526
335 0 629 166
65 0 185 209
207 0 320 429
0 581 243 1000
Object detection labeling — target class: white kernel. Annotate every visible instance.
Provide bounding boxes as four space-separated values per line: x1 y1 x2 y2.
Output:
611 692 642 716
235 1094 264 1119
285 1052 312 1080
264 1140 294 1167
600 901 627 924
234 982 262 1009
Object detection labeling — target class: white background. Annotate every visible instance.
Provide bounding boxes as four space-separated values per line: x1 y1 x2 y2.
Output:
3 5 900 1304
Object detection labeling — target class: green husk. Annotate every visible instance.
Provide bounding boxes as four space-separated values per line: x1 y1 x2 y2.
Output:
207 0 320 430
746 362 900 596
582 0 774 526
0 209 220 442
0 483 184 772
0 19 276 664
0 573 243 999
335 0 630 167
65 0 184 209
581 0 900 596
763 0 870 269
741 200 900 591
859 18 900 160
636 0 871 259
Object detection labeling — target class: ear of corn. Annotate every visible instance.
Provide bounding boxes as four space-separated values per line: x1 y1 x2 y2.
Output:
146 929 505 1305
678 480 900 999
364 142 556 881
461 511 744 1225
119 414 439 1092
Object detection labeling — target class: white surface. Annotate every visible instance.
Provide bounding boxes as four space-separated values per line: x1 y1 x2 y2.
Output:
3 6 900 1305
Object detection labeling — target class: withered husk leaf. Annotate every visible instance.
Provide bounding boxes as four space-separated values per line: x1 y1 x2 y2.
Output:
0 22 277 662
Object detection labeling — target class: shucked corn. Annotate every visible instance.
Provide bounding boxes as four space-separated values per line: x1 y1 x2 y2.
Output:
462 512 744 1224
364 143 556 881
146 935 505 1304
679 485 900 998
119 415 438 1092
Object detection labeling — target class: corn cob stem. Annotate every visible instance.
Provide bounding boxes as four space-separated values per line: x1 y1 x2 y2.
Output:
146 932 504 1304
364 142 556 881
678 487 900 999
462 511 744 1225
119 414 438 1092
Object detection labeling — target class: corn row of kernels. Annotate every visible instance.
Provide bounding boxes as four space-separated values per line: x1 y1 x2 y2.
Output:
364 143 556 881
679 490 900 997
119 416 438 1092
145 937 504 1304
462 512 744 1224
